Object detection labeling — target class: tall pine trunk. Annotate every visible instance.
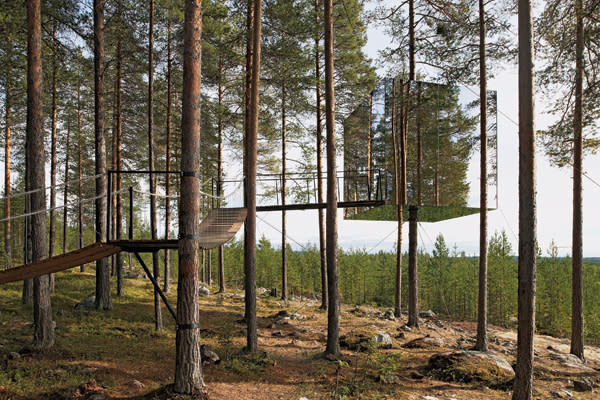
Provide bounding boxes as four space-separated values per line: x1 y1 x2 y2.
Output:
323 0 340 358
570 0 584 360
148 0 163 331
63 117 71 254
4 37 12 268
94 0 111 311
217 54 225 293
115 0 124 296
174 0 204 392
281 76 288 301
27 0 53 349
475 0 489 352
49 21 58 291
77 79 85 272
164 18 173 293
314 0 327 310
244 0 262 353
512 0 537 397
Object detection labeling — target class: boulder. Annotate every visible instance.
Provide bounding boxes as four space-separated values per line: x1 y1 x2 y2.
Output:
290 313 306 321
373 332 393 349
428 350 514 385
403 336 444 349
550 389 573 398
198 286 210 297
75 294 96 310
383 310 396 321
573 377 594 392
200 344 220 365
420 310 436 318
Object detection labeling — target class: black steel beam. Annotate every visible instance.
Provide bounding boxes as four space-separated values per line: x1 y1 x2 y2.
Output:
256 200 386 212
134 252 177 322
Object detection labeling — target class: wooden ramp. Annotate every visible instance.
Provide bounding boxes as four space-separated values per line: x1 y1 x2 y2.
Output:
198 207 247 249
0 242 121 285
0 207 247 285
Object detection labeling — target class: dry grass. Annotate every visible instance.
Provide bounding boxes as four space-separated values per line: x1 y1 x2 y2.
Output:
0 270 599 399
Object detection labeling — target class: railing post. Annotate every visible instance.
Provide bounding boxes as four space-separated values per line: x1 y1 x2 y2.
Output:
106 171 112 243
129 186 134 240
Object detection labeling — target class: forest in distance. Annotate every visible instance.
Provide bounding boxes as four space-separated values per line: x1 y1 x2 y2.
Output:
213 231 600 345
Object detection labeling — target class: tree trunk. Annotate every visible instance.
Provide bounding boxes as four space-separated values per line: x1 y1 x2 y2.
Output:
367 92 373 191
281 78 288 302
217 54 225 294
63 117 71 255
314 0 327 310
512 0 537 397
404 0 416 320
49 21 58 291
570 0 584 361
77 79 85 272
407 206 419 327
207 250 212 284
147 0 162 331
323 0 340 358
244 0 261 353
391 79 403 318
164 18 173 294
94 0 111 311
27 0 53 349
475 0 489 353
4 37 12 268
22 191 33 305
174 0 204 393
115 0 124 296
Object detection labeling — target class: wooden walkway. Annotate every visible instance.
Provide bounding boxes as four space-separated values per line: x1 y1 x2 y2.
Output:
0 207 248 285
0 242 121 284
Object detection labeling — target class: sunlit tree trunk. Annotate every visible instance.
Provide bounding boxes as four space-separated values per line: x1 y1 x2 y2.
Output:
63 117 71 255
174 0 204 393
281 78 288 301
49 21 58 291
314 0 327 310
27 0 53 349
244 0 261 353
94 0 111 311
324 0 340 358
217 54 225 293
475 0 489 353
570 0 584 361
115 0 124 296
164 18 173 293
4 36 12 269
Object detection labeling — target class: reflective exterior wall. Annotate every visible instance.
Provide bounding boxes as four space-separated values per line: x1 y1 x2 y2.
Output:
343 78 498 222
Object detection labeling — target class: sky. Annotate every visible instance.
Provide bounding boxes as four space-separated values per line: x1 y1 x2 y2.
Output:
244 8 600 258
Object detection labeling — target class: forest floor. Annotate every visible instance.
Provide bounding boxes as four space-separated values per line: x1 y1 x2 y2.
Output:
0 269 599 399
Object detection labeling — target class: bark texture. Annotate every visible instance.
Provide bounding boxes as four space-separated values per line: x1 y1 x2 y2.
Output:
512 0 537 397
570 0 584 361
324 0 340 358
475 0 489 353
94 0 111 310
174 0 204 393
27 0 54 349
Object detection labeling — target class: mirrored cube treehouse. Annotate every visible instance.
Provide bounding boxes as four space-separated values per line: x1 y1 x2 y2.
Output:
343 78 498 222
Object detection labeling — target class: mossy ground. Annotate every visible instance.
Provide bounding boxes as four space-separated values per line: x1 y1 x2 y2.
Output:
0 268 599 399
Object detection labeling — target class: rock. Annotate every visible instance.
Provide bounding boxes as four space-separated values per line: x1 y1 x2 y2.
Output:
89 394 106 400
422 396 440 400
383 310 396 320
198 286 210 297
548 351 583 365
420 310 436 318
274 310 290 318
400 325 412 332
200 344 220 365
550 389 573 398
299 397 309 400
8 352 20 360
75 294 96 310
403 337 444 349
410 371 424 380
289 331 302 338
290 313 306 321
373 332 393 349
573 378 594 392
428 351 514 385
380 374 401 384
395 332 406 339
271 330 283 337
257 287 268 295
131 380 145 389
